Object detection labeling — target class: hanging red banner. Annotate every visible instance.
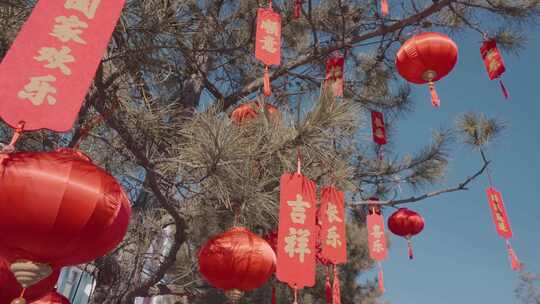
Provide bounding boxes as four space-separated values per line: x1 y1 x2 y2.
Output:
276 173 317 289
319 186 347 265
0 0 125 132
325 55 344 97
367 208 388 262
480 39 506 81
486 187 513 239
371 111 387 145
255 8 281 66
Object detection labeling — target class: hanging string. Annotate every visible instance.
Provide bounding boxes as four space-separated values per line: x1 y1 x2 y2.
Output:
377 262 385 293
272 283 277 304
332 264 341 304
428 82 440 108
1 122 25 154
505 239 522 271
268 0 272 9
325 265 332 303
499 79 509 100
292 286 298 304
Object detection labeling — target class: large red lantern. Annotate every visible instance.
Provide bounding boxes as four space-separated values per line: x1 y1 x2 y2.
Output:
30 290 70 304
230 101 280 124
198 227 276 303
396 32 458 108
0 258 60 304
0 148 131 285
388 208 424 259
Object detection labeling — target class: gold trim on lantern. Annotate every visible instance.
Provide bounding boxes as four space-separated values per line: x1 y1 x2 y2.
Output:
225 289 245 303
10 261 53 288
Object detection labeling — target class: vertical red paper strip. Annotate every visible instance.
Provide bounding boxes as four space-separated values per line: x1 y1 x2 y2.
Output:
276 173 317 288
480 39 506 81
367 211 388 262
319 186 347 265
0 0 126 131
325 55 344 97
486 187 513 239
255 8 281 66
371 111 387 145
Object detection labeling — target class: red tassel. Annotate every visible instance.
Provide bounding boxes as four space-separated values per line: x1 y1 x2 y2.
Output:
332 265 341 304
499 79 509 100
377 262 385 293
506 239 522 271
407 238 414 260
428 81 440 108
381 0 389 16
272 284 276 304
294 0 301 19
325 266 332 303
292 287 298 304
263 66 271 97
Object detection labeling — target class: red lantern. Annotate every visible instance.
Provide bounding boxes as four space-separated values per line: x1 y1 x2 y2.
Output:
396 32 458 107
387 208 424 259
230 101 280 124
198 227 276 302
0 148 131 272
0 258 60 304
30 290 70 304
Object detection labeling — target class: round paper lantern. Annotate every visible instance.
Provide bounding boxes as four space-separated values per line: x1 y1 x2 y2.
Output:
388 208 424 259
0 258 59 304
30 290 70 304
0 148 131 274
198 227 276 302
230 101 280 124
396 32 458 107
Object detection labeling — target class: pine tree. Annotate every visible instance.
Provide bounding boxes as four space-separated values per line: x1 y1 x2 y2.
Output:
0 1 538 303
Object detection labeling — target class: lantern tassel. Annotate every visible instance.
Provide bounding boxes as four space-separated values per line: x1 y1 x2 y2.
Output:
407 238 414 260
499 79 509 100
294 0 301 19
428 81 440 108
292 287 298 304
332 265 341 304
325 266 332 303
377 262 385 293
381 0 389 16
272 284 276 304
506 239 522 271
263 66 271 97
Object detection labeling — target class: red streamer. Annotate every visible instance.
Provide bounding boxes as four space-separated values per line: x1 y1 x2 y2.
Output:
325 266 332 303
272 284 276 304
332 265 341 304
263 66 271 97
381 0 389 16
499 80 510 100
506 240 522 271
377 262 385 293
428 82 440 108
294 0 301 19
407 238 414 260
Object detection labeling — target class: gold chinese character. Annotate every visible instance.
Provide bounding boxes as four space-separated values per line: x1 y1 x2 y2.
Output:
34 46 75 75
326 226 342 248
485 49 501 74
328 66 342 79
327 203 342 223
498 221 508 232
261 20 278 35
375 128 384 139
372 239 384 253
374 117 384 128
284 227 311 263
370 224 384 239
50 15 88 44
65 0 101 19
18 75 57 106
260 35 277 54
287 194 311 224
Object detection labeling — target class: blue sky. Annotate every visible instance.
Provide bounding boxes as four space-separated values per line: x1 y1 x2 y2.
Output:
363 24 540 304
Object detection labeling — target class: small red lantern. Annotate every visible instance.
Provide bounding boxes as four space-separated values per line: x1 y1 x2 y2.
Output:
0 148 131 281
30 290 70 304
396 32 458 108
388 208 424 259
198 227 276 303
230 101 280 124
0 258 60 304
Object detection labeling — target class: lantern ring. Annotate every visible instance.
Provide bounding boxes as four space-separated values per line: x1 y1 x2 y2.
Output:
224 289 245 303
10 261 53 288
422 70 437 82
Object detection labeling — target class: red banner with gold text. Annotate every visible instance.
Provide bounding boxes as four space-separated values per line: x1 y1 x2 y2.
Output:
371 111 387 145
0 0 125 131
480 39 506 80
319 186 347 265
255 8 281 67
276 173 317 288
367 208 388 261
486 187 513 239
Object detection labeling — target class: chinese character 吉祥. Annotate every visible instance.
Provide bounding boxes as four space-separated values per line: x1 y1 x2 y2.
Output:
287 194 311 224
284 227 311 263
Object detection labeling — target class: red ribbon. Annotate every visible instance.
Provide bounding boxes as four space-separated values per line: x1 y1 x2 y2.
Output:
407 238 414 260
294 0 301 19
377 262 385 293
264 66 271 97
325 266 332 303
499 80 510 100
332 265 341 304
272 284 276 304
381 0 389 16
506 239 522 271
428 81 440 108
